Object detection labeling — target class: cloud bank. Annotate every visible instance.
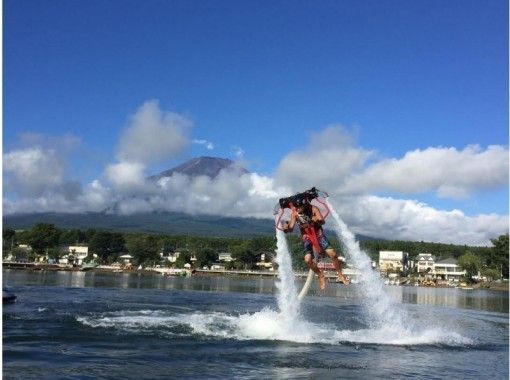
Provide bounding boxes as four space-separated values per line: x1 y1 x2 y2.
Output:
3 102 508 246
341 145 509 199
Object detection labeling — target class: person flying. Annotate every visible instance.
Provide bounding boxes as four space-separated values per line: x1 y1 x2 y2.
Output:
283 197 349 290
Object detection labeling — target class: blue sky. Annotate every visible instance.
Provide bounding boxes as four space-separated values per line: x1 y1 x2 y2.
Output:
3 0 508 244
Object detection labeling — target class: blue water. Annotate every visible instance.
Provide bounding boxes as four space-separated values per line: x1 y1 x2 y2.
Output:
3 270 509 379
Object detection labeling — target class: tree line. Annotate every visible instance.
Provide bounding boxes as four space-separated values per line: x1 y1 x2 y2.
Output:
2 224 508 278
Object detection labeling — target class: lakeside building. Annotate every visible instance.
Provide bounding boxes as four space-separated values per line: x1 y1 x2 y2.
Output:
433 258 466 282
256 253 273 269
59 246 89 265
161 251 180 263
218 252 234 262
416 253 435 273
378 251 409 275
119 254 133 265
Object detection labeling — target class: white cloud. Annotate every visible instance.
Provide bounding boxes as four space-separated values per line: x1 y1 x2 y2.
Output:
3 147 64 197
193 139 215 150
3 118 507 246
118 100 192 165
341 145 509 198
329 195 508 246
275 125 373 192
104 161 147 192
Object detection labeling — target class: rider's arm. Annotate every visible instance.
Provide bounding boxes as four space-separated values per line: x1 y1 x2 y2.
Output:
283 208 298 232
311 206 325 226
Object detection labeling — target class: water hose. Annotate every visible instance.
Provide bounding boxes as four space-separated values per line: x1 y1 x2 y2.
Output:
298 269 314 300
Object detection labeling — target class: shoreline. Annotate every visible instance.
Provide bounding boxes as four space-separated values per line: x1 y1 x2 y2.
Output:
3 263 508 292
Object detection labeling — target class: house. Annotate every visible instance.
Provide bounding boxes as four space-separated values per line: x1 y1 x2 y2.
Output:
218 252 234 262
378 251 409 274
68 246 89 265
433 258 466 282
18 244 32 252
162 251 180 263
256 253 273 270
118 254 133 265
416 253 435 273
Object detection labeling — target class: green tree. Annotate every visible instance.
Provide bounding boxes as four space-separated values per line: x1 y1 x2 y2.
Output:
490 234 509 278
458 252 482 283
3 227 16 252
89 231 126 263
232 242 259 269
47 248 62 261
11 247 29 262
175 251 191 268
28 223 61 254
195 247 217 268
59 229 86 245
126 235 160 266
482 268 501 281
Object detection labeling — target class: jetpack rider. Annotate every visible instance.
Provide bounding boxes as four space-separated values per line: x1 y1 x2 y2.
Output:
282 197 349 290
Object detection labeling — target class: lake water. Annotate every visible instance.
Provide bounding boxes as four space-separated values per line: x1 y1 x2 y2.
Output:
3 269 509 379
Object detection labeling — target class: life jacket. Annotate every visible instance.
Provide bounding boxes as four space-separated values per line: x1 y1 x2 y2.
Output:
296 206 323 240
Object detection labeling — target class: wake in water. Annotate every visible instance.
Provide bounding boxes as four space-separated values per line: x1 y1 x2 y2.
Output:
76 200 471 346
76 308 471 346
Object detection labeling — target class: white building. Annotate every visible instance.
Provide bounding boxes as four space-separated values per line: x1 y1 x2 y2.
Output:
18 244 32 251
433 258 466 282
416 253 435 273
118 254 133 265
162 251 180 263
256 253 273 269
379 251 409 274
68 246 89 265
218 252 234 262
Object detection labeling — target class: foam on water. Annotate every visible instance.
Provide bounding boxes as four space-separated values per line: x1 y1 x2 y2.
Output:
76 204 472 347
76 309 471 346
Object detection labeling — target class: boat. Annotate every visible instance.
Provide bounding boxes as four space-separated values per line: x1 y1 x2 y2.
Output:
81 262 99 271
3 287 17 303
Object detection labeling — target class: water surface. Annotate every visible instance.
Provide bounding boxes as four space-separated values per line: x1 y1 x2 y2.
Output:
3 270 508 379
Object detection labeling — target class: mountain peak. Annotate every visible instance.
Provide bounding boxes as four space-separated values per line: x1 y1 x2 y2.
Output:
149 156 249 180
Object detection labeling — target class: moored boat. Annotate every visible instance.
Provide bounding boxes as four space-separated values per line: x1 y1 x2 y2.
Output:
3 287 17 303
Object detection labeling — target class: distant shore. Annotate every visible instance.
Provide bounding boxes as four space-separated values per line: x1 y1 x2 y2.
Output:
3 262 508 291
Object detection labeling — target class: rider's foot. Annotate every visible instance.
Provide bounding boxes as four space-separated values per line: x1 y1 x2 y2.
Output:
337 272 350 285
318 273 326 290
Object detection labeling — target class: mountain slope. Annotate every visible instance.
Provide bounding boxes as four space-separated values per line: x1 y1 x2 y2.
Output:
148 156 249 181
3 212 273 237
3 212 378 241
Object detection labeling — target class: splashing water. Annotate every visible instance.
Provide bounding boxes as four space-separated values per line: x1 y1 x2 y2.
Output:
325 199 407 329
75 204 472 346
274 228 300 324
77 308 471 346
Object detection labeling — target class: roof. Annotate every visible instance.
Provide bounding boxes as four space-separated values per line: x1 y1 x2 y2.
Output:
435 258 458 265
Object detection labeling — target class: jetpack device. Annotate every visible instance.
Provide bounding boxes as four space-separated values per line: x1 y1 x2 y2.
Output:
274 187 330 256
